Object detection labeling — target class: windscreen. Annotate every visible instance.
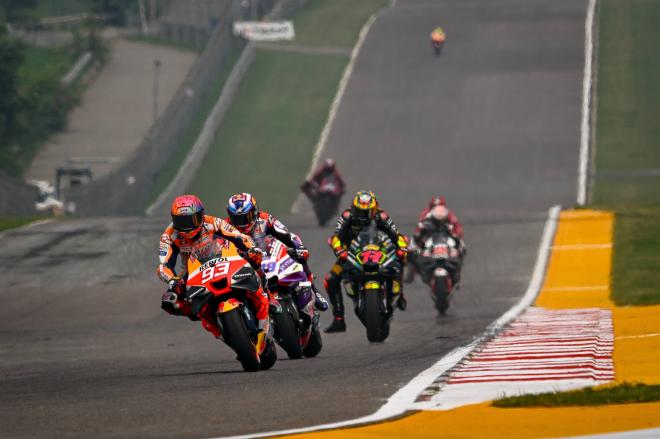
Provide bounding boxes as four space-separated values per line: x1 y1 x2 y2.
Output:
190 235 228 263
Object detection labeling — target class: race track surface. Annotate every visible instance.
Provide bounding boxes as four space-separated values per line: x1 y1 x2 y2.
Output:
0 1 586 437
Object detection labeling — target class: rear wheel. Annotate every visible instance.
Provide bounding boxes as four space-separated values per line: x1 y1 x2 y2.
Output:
220 309 260 372
273 308 303 359
365 291 385 343
302 326 323 357
434 276 449 315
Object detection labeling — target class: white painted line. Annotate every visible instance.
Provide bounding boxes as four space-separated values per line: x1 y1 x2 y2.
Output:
210 205 561 439
615 333 660 340
577 0 597 205
290 12 377 214
552 243 612 250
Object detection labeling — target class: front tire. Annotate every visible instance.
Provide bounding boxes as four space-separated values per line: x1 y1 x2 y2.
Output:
365 291 385 343
302 326 323 357
259 339 277 370
434 276 449 315
220 309 260 372
273 309 303 359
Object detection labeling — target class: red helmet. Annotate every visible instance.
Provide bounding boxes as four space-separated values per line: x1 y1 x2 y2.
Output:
429 196 446 208
170 195 205 239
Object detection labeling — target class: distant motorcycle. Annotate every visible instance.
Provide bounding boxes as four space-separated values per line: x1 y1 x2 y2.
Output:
186 233 277 372
411 225 461 314
261 236 323 359
303 178 343 226
343 227 401 342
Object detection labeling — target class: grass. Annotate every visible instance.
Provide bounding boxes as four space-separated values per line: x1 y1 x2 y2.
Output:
590 1 660 305
188 49 346 216
592 0 660 205
288 0 389 48
127 34 202 54
493 383 660 408
149 47 241 203
611 206 660 305
18 45 76 84
0 216 44 232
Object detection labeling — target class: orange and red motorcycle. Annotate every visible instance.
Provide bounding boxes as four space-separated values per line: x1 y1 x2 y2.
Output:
186 233 277 372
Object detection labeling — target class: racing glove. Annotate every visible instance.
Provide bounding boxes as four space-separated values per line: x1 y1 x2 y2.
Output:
335 248 348 262
288 246 309 262
245 247 264 269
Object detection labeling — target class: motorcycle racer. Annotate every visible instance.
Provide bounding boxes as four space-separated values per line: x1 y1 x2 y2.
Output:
300 158 346 201
430 26 446 43
410 203 466 286
414 196 465 248
226 193 329 312
158 195 271 339
324 190 409 333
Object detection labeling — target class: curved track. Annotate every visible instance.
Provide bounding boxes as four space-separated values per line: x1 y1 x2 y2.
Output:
0 1 586 437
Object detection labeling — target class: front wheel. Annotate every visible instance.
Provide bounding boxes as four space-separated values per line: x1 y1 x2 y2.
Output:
220 308 260 372
365 291 386 343
260 339 277 370
273 309 303 359
433 276 449 315
303 326 323 357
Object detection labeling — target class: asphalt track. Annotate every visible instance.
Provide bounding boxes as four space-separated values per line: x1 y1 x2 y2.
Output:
0 1 586 437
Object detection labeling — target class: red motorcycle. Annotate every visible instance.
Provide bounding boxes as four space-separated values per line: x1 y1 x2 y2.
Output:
303 177 343 226
186 233 277 372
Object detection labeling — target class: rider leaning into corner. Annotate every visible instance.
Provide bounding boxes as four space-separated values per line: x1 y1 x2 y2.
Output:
324 190 409 333
157 194 272 339
409 196 467 284
225 192 329 311
300 158 346 200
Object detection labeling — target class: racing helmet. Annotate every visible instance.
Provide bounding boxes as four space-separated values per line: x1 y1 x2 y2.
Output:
323 158 336 169
429 195 446 208
428 205 449 229
351 190 377 226
170 195 205 239
227 193 258 233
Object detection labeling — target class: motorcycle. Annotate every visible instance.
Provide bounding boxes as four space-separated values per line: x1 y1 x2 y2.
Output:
343 227 401 342
261 236 322 359
303 178 343 226
186 233 277 372
412 226 461 314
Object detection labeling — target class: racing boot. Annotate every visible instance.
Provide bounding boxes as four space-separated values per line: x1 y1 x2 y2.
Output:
324 316 346 333
324 274 346 332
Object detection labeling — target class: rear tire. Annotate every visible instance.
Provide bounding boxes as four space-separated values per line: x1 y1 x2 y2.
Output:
273 309 303 359
434 276 449 315
365 291 385 343
302 326 323 357
220 309 260 372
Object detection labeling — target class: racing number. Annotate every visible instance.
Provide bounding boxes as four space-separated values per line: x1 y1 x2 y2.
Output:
201 262 230 283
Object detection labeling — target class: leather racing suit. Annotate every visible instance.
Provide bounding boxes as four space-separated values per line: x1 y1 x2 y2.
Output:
225 211 328 310
157 215 269 338
325 208 408 320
